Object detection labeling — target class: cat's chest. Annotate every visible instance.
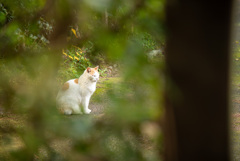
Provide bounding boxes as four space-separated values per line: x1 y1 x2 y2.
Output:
80 82 96 95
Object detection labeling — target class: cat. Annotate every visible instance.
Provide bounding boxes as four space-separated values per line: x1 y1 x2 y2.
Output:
56 66 99 115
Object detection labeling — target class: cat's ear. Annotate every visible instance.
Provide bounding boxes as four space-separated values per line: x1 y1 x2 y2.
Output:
87 67 91 73
94 66 99 71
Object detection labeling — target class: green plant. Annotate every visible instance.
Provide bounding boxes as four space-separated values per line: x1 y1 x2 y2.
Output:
99 68 108 77
58 45 92 83
130 31 160 52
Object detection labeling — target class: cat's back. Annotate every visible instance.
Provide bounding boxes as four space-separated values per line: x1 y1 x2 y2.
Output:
57 78 80 97
56 78 81 111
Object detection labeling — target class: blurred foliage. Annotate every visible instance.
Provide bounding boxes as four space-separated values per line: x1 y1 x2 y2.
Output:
0 0 165 161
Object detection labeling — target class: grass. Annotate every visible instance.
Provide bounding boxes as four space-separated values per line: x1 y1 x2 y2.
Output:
93 77 122 101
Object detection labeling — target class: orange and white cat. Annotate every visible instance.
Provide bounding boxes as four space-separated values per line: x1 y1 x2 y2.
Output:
56 66 99 115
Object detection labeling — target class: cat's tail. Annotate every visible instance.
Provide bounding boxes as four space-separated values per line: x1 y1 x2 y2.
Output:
60 108 73 115
56 102 73 115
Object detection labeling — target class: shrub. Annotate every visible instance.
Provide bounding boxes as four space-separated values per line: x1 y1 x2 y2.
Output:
57 46 92 83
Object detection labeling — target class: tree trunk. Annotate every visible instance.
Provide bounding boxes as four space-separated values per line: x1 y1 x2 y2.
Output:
164 0 233 161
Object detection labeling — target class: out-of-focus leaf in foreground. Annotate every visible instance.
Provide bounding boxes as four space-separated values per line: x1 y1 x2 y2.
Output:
0 0 165 160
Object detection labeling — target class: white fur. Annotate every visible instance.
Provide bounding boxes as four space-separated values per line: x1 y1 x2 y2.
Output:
56 67 99 115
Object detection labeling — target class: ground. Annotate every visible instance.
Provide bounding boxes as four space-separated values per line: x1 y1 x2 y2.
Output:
0 77 125 160
90 77 121 114
1 75 239 160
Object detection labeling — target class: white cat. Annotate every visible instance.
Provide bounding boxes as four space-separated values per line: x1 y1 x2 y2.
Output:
56 66 99 115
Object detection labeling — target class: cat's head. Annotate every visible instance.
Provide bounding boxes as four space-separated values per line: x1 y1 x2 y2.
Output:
86 66 99 82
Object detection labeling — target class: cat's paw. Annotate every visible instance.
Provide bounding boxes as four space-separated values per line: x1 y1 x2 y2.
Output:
84 109 92 114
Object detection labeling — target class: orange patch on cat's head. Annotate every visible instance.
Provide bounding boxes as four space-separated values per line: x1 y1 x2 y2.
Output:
87 66 99 75
62 82 69 91
74 78 78 84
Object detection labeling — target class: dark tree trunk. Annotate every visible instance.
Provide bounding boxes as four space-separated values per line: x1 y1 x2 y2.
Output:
164 0 233 161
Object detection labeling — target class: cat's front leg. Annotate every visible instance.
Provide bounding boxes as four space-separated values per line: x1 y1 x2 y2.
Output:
85 108 91 114
82 97 91 114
